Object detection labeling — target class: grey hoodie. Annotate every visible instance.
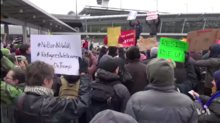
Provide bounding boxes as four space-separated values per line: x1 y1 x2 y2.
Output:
90 110 138 123
125 58 198 123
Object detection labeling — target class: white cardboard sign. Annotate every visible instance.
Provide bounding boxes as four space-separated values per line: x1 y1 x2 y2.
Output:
31 35 82 75
146 11 158 20
127 11 138 20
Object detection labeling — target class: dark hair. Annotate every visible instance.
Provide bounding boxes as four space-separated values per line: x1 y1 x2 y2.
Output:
19 44 30 55
26 61 54 86
126 46 140 60
11 68 26 84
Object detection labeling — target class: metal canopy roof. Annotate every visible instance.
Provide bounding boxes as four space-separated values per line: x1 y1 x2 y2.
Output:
79 5 150 16
81 13 220 24
1 0 76 32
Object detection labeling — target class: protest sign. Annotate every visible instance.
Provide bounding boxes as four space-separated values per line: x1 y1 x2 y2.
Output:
127 11 138 20
157 38 188 62
218 40 220 44
31 35 82 75
146 11 158 20
107 27 121 46
137 37 158 51
121 30 136 47
187 29 220 51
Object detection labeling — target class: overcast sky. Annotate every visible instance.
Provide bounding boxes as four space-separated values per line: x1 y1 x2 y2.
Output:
29 0 220 15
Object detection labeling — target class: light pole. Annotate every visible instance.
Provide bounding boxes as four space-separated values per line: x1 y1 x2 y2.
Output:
184 3 188 13
75 0 77 17
155 0 158 10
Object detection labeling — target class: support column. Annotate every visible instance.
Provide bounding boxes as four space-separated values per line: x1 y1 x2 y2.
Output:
112 21 113 27
203 19 207 30
85 19 88 33
4 24 9 41
159 21 163 33
29 27 31 35
181 19 186 33
22 23 27 44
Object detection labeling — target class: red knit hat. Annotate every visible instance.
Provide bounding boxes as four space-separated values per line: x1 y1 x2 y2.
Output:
103 36 124 45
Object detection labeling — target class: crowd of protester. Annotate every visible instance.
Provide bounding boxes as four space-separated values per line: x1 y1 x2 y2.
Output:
1 21 220 123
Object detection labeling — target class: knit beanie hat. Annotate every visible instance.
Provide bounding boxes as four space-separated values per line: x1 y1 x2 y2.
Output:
150 47 159 58
99 58 123 73
126 46 140 60
214 70 220 91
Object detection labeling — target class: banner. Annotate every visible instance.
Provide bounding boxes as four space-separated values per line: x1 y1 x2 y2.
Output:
157 38 188 62
187 29 220 51
107 27 121 46
121 30 136 47
31 35 82 75
137 37 158 51
127 11 138 20
146 11 158 20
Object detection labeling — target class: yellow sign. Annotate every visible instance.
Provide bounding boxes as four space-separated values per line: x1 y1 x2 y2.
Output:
107 27 121 46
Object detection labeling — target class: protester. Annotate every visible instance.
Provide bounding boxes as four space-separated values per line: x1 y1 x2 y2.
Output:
86 58 130 122
125 46 148 95
142 47 158 65
19 44 31 64
189 44 220 96
125 58 198 123
129 20 142 45
193 70 220 123
145 14 161 36
90 110 138 123
14 60 91 123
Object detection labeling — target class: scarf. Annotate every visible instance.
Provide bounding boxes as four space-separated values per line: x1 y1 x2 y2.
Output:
24 86 54 96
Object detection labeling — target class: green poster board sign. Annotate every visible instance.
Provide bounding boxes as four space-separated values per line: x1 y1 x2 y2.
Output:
157 38 188 62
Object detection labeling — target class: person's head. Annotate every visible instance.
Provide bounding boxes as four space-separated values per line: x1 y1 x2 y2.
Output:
126 46 140 61
19 44 30 55
108 46 118 58
4 68 26 85
26 61 55 89
135 20 139 25
150 47 158 58
209 44 220 58
146 58 175 87
213 70 220 92
99 58 123 74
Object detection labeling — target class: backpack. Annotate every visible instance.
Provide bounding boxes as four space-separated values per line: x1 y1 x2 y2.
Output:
86 82 121 122
59 76 80 99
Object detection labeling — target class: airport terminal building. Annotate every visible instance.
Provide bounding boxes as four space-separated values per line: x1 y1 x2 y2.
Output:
1 5 220 42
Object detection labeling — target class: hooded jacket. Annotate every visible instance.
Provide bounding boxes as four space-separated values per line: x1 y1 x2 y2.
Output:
90 110 137 123
125 58 198 123
129 20 142 39
197 70 220 123
190 44 220 88
196 95 220 123
95 69 130 112
1 81 24 123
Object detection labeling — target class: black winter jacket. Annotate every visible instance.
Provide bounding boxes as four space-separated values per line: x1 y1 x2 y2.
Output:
177 61 198 95
129 21 142 39
14 74 91 123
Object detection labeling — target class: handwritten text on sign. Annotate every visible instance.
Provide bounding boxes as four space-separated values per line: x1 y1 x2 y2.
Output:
31 35 82 75
157 38 188 62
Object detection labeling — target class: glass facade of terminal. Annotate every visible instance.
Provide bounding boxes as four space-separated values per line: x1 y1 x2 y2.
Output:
86 20 220 33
